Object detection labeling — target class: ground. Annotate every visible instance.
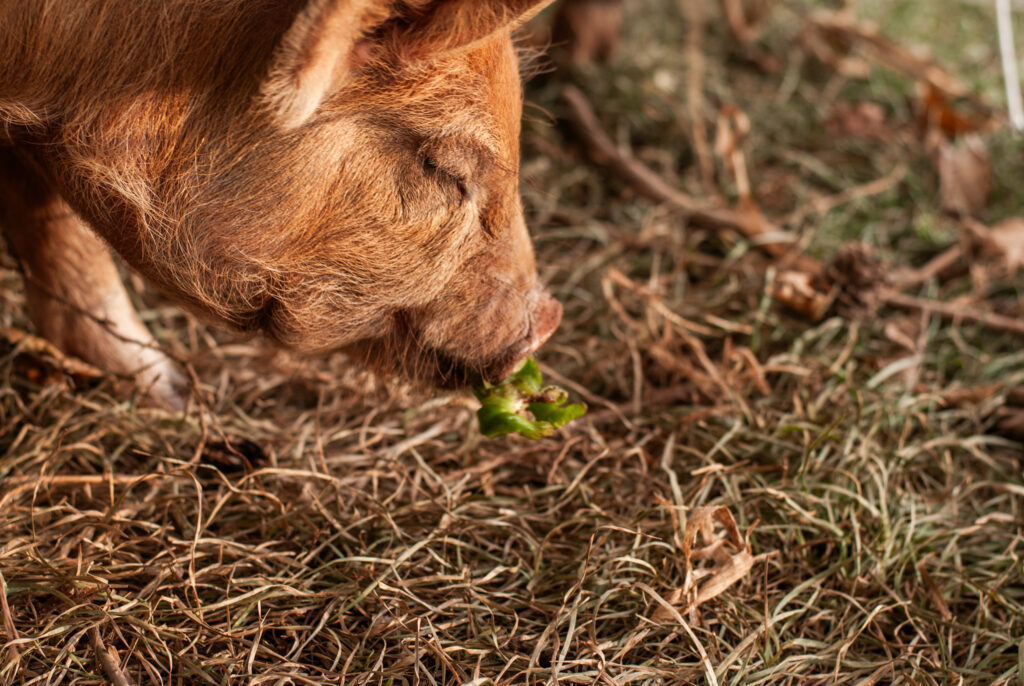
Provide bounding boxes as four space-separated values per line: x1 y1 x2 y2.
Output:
2 0 1024 684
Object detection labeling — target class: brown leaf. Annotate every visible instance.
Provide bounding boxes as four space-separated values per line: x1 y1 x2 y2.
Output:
826 101 889 141
985 217 1024 273
916 84 993 140
936 134 990 216
653 506 757 620
769 271 833 321
551 0 623 66
690 548 755 609
1 326 105 389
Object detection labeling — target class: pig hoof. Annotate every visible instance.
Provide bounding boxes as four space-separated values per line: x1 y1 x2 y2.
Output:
135 360 190 411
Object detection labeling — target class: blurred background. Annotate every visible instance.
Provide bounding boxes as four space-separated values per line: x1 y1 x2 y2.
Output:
2 0 1024 683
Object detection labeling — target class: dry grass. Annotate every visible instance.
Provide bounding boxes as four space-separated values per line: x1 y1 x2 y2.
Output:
3 0 1024 683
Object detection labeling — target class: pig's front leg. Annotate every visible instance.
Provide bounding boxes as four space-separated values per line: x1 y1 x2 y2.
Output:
0 150 187 407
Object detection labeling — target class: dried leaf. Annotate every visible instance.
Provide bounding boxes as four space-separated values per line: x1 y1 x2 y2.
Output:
0 326 105 389
985 217 1024 273
936 134 990 216
916 84 993 140
691 548 755 609
826 101 890 141
769 271 833 321
551 0 624 65
653 506 757 620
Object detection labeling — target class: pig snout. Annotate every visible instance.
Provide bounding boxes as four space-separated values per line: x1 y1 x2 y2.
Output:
482 290 563 384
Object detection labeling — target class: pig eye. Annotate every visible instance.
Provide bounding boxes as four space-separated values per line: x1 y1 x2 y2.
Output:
422 156 470 202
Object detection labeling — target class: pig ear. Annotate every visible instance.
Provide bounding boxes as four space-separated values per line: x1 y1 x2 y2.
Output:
261 0 389 130
395 0 555 59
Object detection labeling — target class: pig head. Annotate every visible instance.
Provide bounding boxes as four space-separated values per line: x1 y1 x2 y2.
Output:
0 0 561 402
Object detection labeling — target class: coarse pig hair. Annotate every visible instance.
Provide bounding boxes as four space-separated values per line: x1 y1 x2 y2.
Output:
0 0 558 388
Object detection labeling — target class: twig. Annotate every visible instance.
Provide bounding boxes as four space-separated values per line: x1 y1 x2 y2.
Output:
782 166 906 227
996 0 1024 131
889 244 965 290
0 326 105 379
561 85 822 275
807 11 972 99
878 288 1024 336
682 0 715 190
91 626 136 686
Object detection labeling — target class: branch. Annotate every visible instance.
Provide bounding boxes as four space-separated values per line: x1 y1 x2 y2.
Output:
561 85 822 275
878 288 1024 336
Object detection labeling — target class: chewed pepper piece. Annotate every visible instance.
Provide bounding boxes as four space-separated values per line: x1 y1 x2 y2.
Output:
474 358 587 439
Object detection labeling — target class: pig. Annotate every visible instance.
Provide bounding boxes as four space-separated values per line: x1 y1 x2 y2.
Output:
0 0 563 407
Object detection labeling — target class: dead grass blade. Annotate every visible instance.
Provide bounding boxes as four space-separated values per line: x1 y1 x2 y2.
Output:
0 572 19 684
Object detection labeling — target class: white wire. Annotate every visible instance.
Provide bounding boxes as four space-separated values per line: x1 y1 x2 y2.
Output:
996 0 1024 131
